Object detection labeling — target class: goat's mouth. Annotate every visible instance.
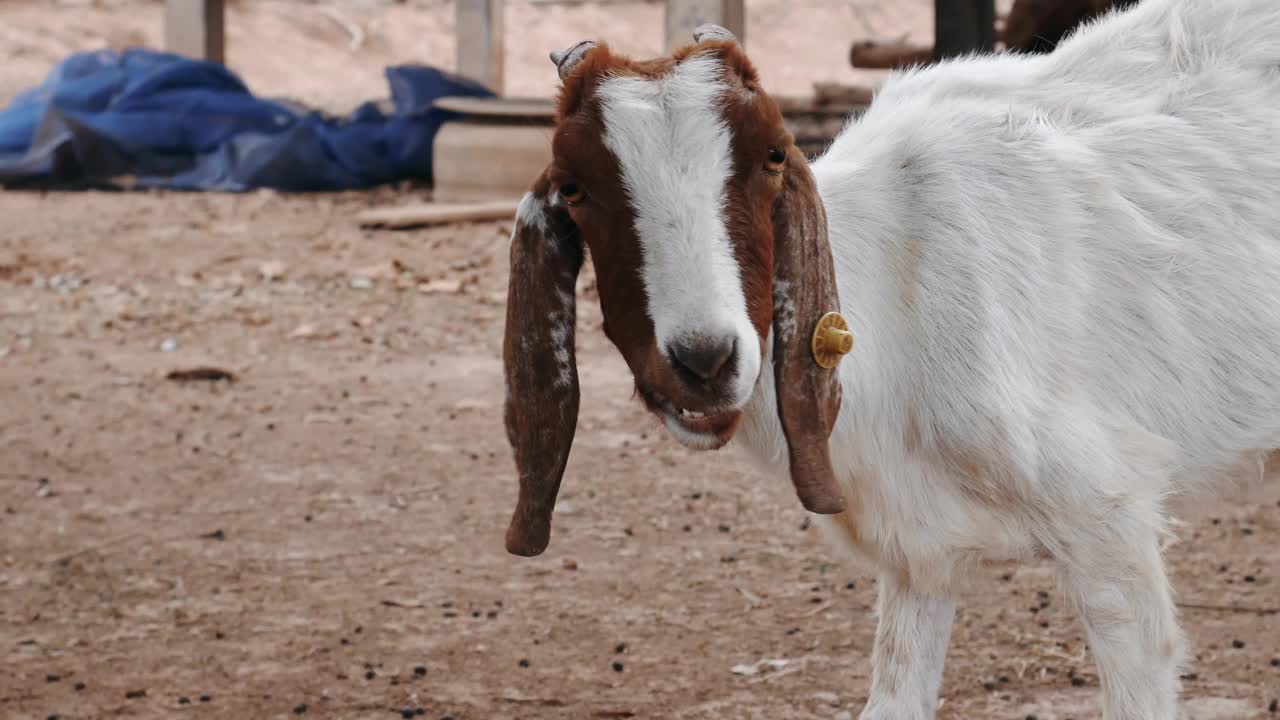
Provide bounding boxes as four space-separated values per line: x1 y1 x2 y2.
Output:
635 384 743 450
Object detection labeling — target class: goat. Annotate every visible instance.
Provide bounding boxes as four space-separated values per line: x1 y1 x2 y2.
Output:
500 1 1280 717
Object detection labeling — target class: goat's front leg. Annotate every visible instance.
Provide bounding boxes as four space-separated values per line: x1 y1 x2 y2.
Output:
859 575 956 720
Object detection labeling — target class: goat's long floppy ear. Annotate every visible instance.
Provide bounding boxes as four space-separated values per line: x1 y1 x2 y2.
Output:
771 145 849 515
503 173 584 556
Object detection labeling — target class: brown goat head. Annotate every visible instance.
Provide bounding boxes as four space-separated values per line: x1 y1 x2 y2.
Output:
503 26 847 557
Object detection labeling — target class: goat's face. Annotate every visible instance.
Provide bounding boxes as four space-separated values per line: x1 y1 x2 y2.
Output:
548 38 786 450
502 27 849 556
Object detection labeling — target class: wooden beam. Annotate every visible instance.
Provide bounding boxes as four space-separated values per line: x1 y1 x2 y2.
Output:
664 0 745 52
456 0 505 94
164 0 225 63
933 0 995 59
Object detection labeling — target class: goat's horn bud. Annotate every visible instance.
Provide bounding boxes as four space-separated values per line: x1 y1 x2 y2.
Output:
549 40 597 81
693 24 736 43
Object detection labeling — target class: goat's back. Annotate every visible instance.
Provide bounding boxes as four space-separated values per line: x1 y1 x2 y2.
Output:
813 0 1280 497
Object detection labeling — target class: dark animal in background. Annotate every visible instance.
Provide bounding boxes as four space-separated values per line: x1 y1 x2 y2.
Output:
1004 0 1141 53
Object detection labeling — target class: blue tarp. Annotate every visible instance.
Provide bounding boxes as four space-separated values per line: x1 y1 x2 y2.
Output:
0 48 494 191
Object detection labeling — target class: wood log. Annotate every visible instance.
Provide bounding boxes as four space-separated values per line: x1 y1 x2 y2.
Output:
849 40 935 69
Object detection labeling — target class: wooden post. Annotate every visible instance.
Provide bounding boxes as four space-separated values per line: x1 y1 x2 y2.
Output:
164 0 225 63
664 0 745 52
933 0 995 59
456 0 505 94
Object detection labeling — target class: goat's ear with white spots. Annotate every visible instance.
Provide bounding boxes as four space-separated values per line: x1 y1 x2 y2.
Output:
771 144 848 516
503 171 584 556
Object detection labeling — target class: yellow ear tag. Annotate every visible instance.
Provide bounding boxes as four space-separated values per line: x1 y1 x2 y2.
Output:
812 312 854 369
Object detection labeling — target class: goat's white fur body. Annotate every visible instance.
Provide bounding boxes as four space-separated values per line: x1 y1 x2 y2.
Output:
732 1 1280 717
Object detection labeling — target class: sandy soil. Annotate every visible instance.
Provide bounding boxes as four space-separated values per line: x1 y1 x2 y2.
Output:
1 187 1278 720
1 2 1278 720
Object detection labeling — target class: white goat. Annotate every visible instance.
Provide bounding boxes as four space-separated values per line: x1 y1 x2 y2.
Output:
500 1 1280 718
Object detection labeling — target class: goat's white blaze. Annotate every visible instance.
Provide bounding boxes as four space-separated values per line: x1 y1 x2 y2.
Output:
597 54 761 409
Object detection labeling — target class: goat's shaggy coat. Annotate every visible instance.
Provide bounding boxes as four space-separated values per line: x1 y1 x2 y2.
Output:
502 0 1280 717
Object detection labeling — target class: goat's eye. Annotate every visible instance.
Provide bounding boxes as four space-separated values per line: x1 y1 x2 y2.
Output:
765 147 786 171
558 182 586 205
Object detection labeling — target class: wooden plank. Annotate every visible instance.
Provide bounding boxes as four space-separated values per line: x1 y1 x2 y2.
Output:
164 0 225 63
664 0 745 52
456 0 505 94
356 200 522 230
933 0 995 59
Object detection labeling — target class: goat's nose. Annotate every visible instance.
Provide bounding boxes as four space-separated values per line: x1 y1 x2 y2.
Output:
669 335 737 381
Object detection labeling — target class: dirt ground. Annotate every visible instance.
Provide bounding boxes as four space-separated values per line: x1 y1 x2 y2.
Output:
1 188 1278 720
1 2 1279 720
